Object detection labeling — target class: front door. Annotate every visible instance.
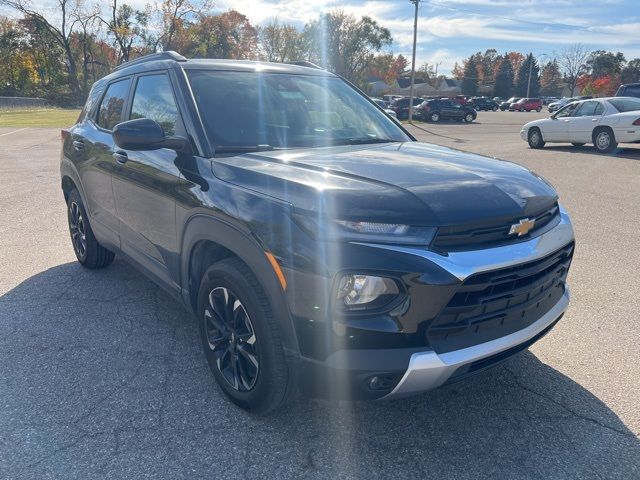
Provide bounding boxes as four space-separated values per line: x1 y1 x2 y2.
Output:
543 103 578 141
567 101 604 143
111 72 185 289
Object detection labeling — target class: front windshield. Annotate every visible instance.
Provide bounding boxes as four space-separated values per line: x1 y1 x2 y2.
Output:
187 70 410 152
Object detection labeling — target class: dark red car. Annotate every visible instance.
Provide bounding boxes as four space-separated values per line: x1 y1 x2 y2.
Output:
510 98 542 112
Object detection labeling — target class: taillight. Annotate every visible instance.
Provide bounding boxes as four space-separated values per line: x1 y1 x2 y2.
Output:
633 118 640 126
61 129 70 141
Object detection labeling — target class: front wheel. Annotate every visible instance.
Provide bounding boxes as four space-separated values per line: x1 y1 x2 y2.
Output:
527 128 545 149
66 189 114 268
492 105 498 111
429 112 440 122
197 258 293 414
464 113 474 123
593 128 617 153
536 107 542 112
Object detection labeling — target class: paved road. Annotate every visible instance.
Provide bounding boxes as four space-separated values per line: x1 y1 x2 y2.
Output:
1 113 639 479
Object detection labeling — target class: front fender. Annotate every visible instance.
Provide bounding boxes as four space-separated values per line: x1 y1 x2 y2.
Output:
179 214 300 356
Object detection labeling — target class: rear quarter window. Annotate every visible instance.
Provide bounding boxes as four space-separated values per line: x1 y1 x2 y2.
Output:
608 98 640 112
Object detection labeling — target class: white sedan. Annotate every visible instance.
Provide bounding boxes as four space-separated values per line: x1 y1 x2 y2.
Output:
520 97 640 153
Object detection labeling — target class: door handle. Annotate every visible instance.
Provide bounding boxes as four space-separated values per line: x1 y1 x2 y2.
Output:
113 151 128 164
72 140 85 151
592 118 598 122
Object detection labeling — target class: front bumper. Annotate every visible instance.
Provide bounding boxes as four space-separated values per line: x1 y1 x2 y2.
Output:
385 288 568 398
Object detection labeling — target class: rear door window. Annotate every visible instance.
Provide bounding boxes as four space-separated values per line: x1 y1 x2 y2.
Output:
97 78 131 130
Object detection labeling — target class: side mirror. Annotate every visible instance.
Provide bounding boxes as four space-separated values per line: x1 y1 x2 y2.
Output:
113 118 188 151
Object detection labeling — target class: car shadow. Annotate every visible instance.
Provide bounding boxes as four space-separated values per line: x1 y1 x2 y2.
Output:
544 144 640 160
1 260 638 478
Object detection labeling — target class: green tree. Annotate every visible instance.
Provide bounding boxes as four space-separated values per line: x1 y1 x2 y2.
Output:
493 54 514 98
461 55 479 96
621 58 640 84
304 10 392 86
587 50 626 79
259 20 307 63
515 53 540 97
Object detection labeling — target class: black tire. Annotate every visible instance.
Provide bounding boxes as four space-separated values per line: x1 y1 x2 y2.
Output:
536 107 542 112
571 142 585 147
492 105 498 111
592 127 617 153
464 113 474 123
197 258 294 414
527 127 545 149
429 112 440 122
66 189 114 269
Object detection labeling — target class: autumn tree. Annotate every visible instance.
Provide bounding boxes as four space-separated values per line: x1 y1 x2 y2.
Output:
98 0 150 64
539 59 563 96
187 10 258 59
507 51 525 75
259 20 306 63
369 53 408 84
451 61 464 80
304 10 392 86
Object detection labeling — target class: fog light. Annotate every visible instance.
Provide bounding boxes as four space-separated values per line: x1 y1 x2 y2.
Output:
337 274 398 307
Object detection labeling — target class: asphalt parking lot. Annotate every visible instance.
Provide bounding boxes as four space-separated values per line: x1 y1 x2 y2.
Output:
1 111 639 479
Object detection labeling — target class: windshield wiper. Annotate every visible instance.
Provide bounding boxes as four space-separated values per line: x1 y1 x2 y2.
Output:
214 144 275 154
340 137 398 145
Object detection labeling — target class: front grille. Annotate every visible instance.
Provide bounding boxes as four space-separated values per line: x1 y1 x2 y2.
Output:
432 204 560 251
426 242 574 354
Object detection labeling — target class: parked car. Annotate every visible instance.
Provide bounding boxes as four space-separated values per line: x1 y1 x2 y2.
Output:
452 95 468 106
391 96 424 119
60 51 575 413
468 97 499 111
418 98 477 122
510 98 543 112
542 97 559 105
548 96 592 113
500 97 520 111
520 96 640 153
383 94 403 104
615 82 640 98
372 98 398 118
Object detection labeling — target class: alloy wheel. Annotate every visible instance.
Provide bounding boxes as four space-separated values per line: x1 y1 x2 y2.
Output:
69 201 87 259
204 287 259 392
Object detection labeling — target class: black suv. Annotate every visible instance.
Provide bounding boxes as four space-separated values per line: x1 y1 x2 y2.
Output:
418 98 477 122
61 52 575 413
391 96 424 119
467 97 499 111
616 82 640 98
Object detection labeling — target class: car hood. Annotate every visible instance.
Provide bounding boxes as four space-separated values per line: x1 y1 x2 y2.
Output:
212 142 558 226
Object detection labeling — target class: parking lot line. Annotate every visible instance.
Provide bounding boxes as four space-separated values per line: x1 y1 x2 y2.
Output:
0 127 28 137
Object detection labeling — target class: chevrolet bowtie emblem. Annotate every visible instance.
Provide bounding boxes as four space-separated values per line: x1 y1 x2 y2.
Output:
509 218 535 236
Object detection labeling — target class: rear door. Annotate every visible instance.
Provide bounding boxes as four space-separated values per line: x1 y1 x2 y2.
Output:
74 77 132 247
568 101 604 143
111 71 185 289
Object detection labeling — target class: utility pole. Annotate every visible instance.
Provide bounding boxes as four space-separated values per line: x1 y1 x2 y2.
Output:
408 0 420 123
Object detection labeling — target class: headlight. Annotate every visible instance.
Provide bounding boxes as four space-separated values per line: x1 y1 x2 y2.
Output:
293 213 436 245
337 274 399 309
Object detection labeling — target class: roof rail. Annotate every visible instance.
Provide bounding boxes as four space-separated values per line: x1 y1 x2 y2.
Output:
113 51 187 72
286 61 323 70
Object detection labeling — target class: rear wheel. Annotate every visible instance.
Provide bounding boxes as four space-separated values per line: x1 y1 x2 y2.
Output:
464 113 474 123
593 127 617 153
492 105 498 111
197 258 293 414
536 107 542 112
66 189 114 269
527 127 545 149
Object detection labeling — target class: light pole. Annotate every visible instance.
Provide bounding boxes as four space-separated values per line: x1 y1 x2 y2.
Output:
408 0 420 123
527 53 549 98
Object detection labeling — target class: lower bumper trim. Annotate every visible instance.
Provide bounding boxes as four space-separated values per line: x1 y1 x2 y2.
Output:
383 288 570 399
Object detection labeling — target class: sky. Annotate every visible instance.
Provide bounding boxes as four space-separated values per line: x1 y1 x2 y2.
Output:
3 0 639 76
216 0 640 75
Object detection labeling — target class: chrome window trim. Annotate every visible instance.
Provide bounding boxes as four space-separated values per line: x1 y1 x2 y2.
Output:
354 205 574 281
